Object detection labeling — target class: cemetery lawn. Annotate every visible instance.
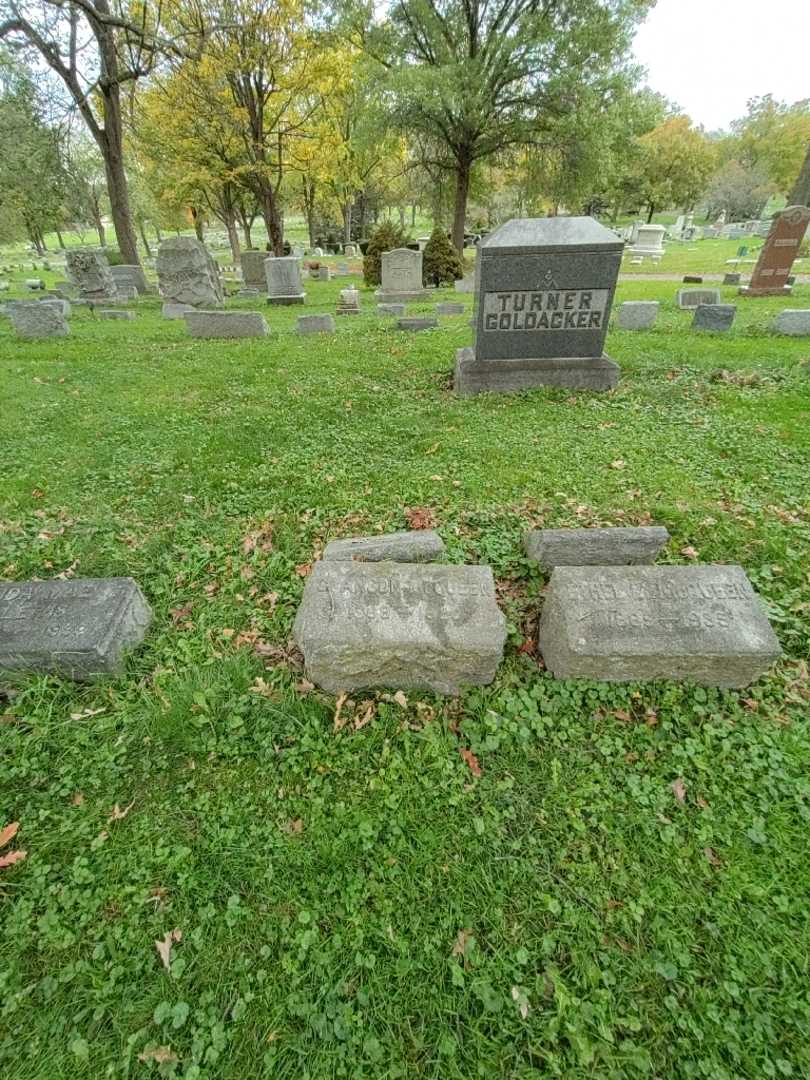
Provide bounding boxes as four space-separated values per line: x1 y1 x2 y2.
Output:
2 277 810 1080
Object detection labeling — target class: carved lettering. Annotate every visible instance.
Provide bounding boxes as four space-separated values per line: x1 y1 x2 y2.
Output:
482 289 609 331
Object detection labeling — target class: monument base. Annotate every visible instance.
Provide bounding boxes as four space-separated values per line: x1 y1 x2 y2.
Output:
375 289 430 302
738 286 792 297
454 348 619 396
267 294 306 305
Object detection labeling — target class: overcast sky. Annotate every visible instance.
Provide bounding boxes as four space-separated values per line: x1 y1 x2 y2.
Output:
632 0 809 132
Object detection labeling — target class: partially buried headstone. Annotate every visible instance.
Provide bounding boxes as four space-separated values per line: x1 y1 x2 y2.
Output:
378 303 405 316
185 310 268 338
318 266 332 282
66 248 118 300
100 309 135 320
0 577 152 680
376 248 429 302
398 317 437 331
692 304 736 331
323 530 445 563
156 237 223 308
537 565 780 688
677 287 721 309
723 272 741 285
740 205 810 297
240 250 269 290
524 526 669 568
109 264 149 295
297 314 335 335
617 301 659 330
293 561 506 694
455 216 622 395
266 256 305 305
8 301 69 338
772 309 810 336
437 302 465 316
162 302 193 320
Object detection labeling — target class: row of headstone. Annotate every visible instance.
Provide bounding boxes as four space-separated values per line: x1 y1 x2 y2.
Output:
617 295 810 335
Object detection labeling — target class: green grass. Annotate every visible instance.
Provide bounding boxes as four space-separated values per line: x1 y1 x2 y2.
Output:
1 273 810 1079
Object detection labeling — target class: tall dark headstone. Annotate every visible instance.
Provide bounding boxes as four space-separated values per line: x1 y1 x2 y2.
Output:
739 206 810 297
455 217 622 395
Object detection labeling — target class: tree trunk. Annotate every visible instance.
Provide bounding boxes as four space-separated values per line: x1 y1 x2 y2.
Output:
138 219 152 258
191 207 204 242
55 228 66 249
93 207 106 247
647 203 655 223
155 224 162 243
99 87 140 265
411 203 417 227
258 183 283 255
398 206 405 229
451 155 472 254
787 143 810 206
242 221 252 249
224 210 240 263
342 202 351 245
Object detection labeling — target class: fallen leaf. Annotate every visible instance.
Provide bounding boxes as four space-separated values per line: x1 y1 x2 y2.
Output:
610 459 626 470
696 796 709 810
155 928 182 972
295 562 312 577
704 847 722 866
517 638 536 656
452 928 472 960
295 679 315 695
354 701 375 730
0 821 19 847
220 628 235 639
511 985 530 1019
69 707 106 721
612 709 632 723
671 777 687 804
680 545 699 561
404 506 437 530
71 792 85 806
333 691 348 732
169 605 193 625
138 1046 179 1065
459 747 482 778
108 800 135 822
742 697 759 712
393 690 408 708
0 850 27 869
283 818 304 835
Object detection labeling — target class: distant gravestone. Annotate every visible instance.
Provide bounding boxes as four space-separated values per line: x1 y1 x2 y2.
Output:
185 310 268 338
692 304 736 332
336 288 360 315
376 248 429 302
677 287 721 309
454 275 475 294
162 302 194 320
109 264 149 295
317 266 332 282
156 237 223 307
378 303 405 316
772 309 810 336
344 243 357 257
626 224 666 260
266 257 306 304
24 278 44 291
538 565 780 688
240 251 269 290
524 526 669 568
723 272 741 285
99 309 135 320
398 317 437 331
0 577 152 680
236 288 261 298
437 302 465 316
293 561 506 694
8 301 69 338
312 247 324 257
65 249 117 300
740 205 810 297
617 301 659 330
336 262 350 276
455 216 622 395
683 275 703 283
297 314 335 335
323 530 445 563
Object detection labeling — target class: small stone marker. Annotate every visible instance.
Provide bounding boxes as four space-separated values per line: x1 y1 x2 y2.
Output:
454 276 475 294
538 565 780 688
723 272 741 285
0 577 152 680
626 224 666 259
162 302 193 320
617 301 659 330
740 205 810 297
683 275 703 283
25 278 44 291
336 262 350 276
323 530 445 563
66 249 118 300
236 288 261 298
378 303 405 316
157 237 223 308
692 304 736 332
240 250 269 290
266 256 306 305
185 310 268 338
99 309 135 320
336 288 360 315
772 309 810 336
677 287 721 309
293 562 506 694
437 302 465 315
398 317 437 331
376 248 429 302
8 301 69 338
524 526 669 569
317 266 332 282
456 216 623 395
297 314 335 335
109 264 150 295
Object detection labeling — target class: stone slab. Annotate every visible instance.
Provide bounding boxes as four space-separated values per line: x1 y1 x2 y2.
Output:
100 309 135 320
772 309 810 336
437 302 465 315
683 275 703 283
185 310 268 338
157 237 223 307
537 565 780 688
298 314 335 334
616 301 659 330
677 288 721 308
8 302 69 338
692 304 736 332
723 273 741 285
267 294 305 305
293 561 506 695
398 317 438 331
162 302 193 320
455 347 619 395
323 530 445 563
524 526 670 568
378 303 406 316
0 577 152 680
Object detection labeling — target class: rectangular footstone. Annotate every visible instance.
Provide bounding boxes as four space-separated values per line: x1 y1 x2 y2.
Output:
398 317 438 331
378 303 405 316
538 565 780 688
692 304 736 331
294 562 506 695
617 301 659 330
163 302 193 319
100 309 135 320
772 309 810 336
0 577 152 680
185 310 268 338
323 530 445 563
677 288 721 308
436 303 465 315
298 314 335 334
723 273 741 285
524 526 669 568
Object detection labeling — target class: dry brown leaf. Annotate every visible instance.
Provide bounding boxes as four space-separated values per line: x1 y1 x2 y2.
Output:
459 747 482 778
0 821 19 847
0 850 27 869
354 701 375 730
71 792 85 806
404 506 437 530
452 928 472 959
333 691 348 732
612 709 632 723
283 818 304 835
671 777 687 804
295 679 315 695
155 928 182 972
393 690 408 708
696 796 709 810
169 605 192 625
680 545 699 561
108 800 135 822
295 562 312 577
610 459 626 470
138 1046 179 1065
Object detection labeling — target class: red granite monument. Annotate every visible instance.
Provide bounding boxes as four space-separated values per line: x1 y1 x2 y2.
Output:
739 205 810 297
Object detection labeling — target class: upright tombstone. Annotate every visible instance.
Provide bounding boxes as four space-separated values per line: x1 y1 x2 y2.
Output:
65 248 118 300
344 243 357 257
109 264 149 295
8 301 69 339
336 288 360 315
266 256 306 305
617 301 659 330
240 250 270 290
626 224 666 261
739 206 810 297
156 237 224 308
692 304 736 332
376 248 429 302
455 216 622 395
677 287 721 309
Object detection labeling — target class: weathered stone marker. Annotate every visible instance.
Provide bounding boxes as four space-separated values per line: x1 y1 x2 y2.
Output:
616 301 659 330
677 288 721 309
266 256 306 305
336 288 360 315
0 578 152 680
740 205 810 297
524 526 669 568
162 302 194 320
398 317 437 331
185 310 268 339
455 217 622 395
157 237 223 308
772 309 810 336
8 301 69 339
109 264 149 295
240 250 270 290
66 248 118 300
294 562 506 694
437 302 465 316
297 314 335 335
323 530 445 563
538 565 780 687
376 248 429 302
378 303 406 316
691 304 736 332
723 272 741 285
99 309 135 321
